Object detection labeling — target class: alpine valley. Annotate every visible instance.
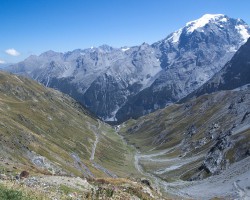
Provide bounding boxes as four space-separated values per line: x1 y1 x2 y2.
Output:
1 14 250 200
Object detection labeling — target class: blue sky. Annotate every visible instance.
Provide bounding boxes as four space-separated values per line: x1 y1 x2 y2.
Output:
1 0 250 63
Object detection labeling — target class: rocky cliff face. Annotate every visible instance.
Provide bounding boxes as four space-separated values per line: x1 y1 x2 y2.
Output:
184 38 250 100
7 14 250 122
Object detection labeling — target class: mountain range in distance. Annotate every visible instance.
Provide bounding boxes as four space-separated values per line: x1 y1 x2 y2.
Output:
6 14 250 123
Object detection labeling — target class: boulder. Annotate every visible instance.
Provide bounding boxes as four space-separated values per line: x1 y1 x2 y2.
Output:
20 171 29 179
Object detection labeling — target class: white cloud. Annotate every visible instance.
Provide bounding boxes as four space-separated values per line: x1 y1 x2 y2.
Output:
0 59 6 64
5 48 20 56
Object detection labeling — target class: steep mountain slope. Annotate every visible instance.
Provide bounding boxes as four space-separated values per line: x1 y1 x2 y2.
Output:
0 71 169 199
119 86 250 199
116 14 250 122
184 37 250 100
6 14 250 122
0 71 138 179
7 44 162 122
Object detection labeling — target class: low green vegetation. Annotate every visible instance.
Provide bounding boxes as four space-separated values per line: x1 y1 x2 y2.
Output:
0 71 137 178
121 89 250 182
0 185 25 200
0 183 43 200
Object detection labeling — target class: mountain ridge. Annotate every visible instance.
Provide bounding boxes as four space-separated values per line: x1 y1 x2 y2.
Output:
6 14 250 122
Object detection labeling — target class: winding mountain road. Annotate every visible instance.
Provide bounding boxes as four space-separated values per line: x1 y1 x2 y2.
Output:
116 125 250 199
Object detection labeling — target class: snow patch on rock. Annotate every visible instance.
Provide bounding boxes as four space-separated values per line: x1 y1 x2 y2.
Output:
235 24 250 42
166 29 182 43
121 47 130 52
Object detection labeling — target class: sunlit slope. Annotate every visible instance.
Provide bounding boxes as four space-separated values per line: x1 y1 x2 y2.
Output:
120 87 250 181
0 71 137 178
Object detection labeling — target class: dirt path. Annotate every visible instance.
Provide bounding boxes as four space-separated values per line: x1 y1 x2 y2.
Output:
90 129 99 161
88 120 101 161
71 153 94 178
88 120 117 178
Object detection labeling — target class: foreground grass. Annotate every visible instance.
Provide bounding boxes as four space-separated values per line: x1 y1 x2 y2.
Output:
0 175 168 200
0 183 45 200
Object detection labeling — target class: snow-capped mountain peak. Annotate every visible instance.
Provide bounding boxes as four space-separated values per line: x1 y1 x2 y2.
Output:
186 14 226 33
164 14 230 44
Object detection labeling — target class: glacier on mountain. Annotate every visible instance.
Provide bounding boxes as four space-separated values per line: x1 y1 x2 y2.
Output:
186 14 226 33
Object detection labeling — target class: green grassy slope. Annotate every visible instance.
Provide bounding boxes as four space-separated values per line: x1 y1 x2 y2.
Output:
120 87 250 181
0 71 138 178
